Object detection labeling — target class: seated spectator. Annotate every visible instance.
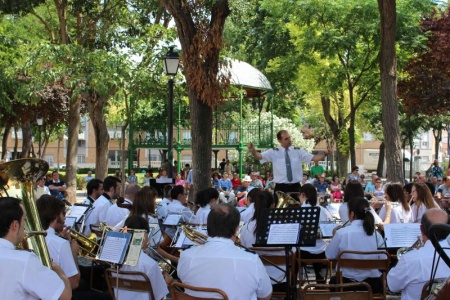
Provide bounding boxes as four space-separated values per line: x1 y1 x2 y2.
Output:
264 173 276 194
250 172 264 190
236 175 254 207
175 173 185 187
231 172 242 192
218 172 236 205
330 175 342 202
46 171 67 200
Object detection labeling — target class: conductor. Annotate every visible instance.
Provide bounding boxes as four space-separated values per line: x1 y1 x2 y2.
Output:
248 130 331 202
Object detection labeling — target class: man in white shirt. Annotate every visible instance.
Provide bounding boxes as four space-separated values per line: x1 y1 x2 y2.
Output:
387 208 450 300
34 176 51 200
178 203 272 300
83 179 104 206
0 197 72 300
36 195 80 290
167 185 195 223
104 183 139 226
47 171 68 200
84 176 121 234
156 184 173 220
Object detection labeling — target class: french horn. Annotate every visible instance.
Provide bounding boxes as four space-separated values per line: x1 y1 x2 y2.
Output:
276 191 301 208
0 159 52 268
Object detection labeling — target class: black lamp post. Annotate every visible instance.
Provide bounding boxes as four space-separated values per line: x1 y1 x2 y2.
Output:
36 115 43 159
162 46 180 179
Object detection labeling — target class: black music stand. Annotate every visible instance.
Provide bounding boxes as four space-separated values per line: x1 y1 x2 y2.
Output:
253 206 321 299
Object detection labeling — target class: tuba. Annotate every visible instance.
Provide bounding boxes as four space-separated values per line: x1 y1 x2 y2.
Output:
276 191 301 208
0 159 52 268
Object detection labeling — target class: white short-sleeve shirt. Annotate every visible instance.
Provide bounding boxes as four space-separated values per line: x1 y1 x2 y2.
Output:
116 250 169 300
325 220 385 281
260 146 314 184
156 197 171 220
240 203 255 224
388 240 450 300
195 204 211 225
0 238 65 300
104 199 132 226
84 194 112 234
378 202 412 223
167 199 195 223
178 237 272 300
339 202 382 224
45 227 78 278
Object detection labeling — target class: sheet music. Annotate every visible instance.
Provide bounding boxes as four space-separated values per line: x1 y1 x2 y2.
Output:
66 205 89 222
156 178 173 184
384 223 421 248
125 230 145 266
98 231 131 264
267 223 300 245
163 214 182 225
64 217 77 229
319 223 341 237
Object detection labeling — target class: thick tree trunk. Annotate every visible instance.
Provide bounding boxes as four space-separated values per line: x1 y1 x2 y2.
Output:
66 98 81 203
378 0 403 182
21 121 32 158
1 126 11 160
88 95 110 180
377 142 385 176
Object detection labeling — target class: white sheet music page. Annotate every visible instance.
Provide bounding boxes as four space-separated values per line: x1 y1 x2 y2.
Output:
66 206 89 222
319 223 340 237
98 232 131 264
384 223 421 248
267 223 300 245
163 214 182 225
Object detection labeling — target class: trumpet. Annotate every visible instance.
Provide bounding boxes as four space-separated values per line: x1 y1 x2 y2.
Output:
397 236 423 258
369 199 385 204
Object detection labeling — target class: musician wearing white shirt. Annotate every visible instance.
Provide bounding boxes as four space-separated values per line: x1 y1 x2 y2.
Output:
410 182 439 223
387 209 450 300
339 181 382 224
84 176 121 234
36 195 80 290
156 184 173 220
240 189 261 224
82 179 103 206
167 185 195 223
0 197 72 300
178 203 272 300
326 197 385 294
378 183 412 224
104 183 139 226
194 187 219 225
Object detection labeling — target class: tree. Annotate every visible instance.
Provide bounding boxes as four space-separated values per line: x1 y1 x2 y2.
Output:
162 1 231 195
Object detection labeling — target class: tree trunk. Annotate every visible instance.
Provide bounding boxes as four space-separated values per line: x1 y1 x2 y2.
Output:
1 126 11 160
378 0 403 182
336 147 349 179
433 128 442 159
88 94 110 180
376 142 385 177
21 121 32 158
189 89 213 196
65 98 81 203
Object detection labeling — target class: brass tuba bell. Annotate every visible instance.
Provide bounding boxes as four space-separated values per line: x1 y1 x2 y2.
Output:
0 159 52 268
276 191 301 208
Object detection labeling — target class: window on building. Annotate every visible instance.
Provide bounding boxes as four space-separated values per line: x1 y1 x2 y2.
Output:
77 155 86 164
78 140 86 147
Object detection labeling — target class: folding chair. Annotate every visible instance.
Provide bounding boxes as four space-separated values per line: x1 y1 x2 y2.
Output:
302 282 372 300
170 282 228 300
105 268 155 300
336 250 390 300
298 253 333 286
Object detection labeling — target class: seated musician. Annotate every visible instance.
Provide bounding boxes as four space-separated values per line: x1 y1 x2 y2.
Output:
166 185 195 224
156 184 173 220
194 187 219 225
0 197 72 300
240 191 288 289
326 197 385 293
178 203 272 300
82 179 103 206
387 209 450 300
115 215 170 300
36 195 80 290
300 184 333 282
377 183 412 224
240 188 261 224
104 183 139 226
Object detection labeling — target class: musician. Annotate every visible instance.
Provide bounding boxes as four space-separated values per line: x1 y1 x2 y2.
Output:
240 188 261 224
300 184 333 282
0 197 72 300
194 187 219 224
378 183 412 224
326 197 385 293
248 130 331 203
166 185 195 223
82 179 103 206
156 184 173 220
117 216 170 300
387 209 450 300
410 182 439 223
104 183 139 226
178 203 272 300
338 181 382 224
84 176 121 234
36 195 80 290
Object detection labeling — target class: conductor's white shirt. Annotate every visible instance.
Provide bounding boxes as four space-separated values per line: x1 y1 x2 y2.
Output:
0 238 65 300
116 249 169 300
387 240 450 300
178 237 272 300
260 146 314 184
45 227 78 278
325 219 385 281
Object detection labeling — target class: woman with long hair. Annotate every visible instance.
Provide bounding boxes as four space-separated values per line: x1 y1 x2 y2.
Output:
326 197 385 293
194 188 219 224
379 183 411 224
299 183 332 282
410 182 439 223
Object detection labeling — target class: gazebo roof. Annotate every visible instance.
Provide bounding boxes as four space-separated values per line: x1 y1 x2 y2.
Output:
224 59 273 98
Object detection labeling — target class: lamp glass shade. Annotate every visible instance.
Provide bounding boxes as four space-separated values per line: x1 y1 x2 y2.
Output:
163 56 179 75
36 117 43 126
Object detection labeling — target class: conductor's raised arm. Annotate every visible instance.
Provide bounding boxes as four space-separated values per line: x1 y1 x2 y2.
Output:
248 142 263 160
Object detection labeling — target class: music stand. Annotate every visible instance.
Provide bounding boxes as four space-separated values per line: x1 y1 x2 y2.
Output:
253 206 321 299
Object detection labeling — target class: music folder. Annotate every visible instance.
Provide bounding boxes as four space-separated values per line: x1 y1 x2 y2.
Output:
97 231 132 265
383 223 421 248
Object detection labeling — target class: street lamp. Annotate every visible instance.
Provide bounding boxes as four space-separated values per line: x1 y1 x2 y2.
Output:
162 46 180 179
36 114 43 159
